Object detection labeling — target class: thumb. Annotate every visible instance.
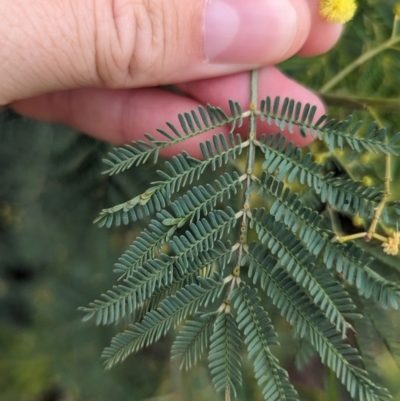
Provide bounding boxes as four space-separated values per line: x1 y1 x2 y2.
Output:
1 0 311 105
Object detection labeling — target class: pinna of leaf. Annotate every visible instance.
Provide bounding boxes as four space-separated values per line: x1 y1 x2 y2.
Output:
79 59 400 401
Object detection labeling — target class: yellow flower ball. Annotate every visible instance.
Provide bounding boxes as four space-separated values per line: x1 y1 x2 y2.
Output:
319 0 357 23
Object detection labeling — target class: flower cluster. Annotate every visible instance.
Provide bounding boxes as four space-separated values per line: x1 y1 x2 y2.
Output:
382 231 400 256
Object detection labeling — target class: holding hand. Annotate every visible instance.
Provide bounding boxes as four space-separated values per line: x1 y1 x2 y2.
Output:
1 0 348 153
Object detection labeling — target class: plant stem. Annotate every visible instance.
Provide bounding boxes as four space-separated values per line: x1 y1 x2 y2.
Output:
365 108 392 240
320 30 400 94
367 154 392 241
223 68 258 401
226 70 258 298
225 385 231 401
320 93 400 111
335 232 387 243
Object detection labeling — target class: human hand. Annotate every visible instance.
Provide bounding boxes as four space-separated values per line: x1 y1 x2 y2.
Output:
2 0 344 156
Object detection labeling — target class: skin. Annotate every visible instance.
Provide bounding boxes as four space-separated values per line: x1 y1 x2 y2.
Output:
0 0 343 157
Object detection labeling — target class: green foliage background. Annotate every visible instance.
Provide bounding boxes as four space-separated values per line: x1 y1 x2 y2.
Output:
1 1 400 400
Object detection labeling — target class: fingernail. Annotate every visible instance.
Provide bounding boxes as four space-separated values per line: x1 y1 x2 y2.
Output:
204 0 298 64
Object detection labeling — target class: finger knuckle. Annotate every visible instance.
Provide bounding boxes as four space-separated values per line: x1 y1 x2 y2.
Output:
94 0 169 87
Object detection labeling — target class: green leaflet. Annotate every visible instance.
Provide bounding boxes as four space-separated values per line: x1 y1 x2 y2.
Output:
103 104 245 175
113 210 177 278
249 210 358 336
172 312 218 370
168 171 244 224
259 97 399 153
95 135 247 228
103 275 225 368
208 312 243 398
324 241 400 309
252 173 400 310
245 242 391 401
80 242 235 326
232 284 299 401
250 174 327 256
259 134 383 218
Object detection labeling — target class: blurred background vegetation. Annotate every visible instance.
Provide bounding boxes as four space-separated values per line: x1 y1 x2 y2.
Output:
1 0 400 400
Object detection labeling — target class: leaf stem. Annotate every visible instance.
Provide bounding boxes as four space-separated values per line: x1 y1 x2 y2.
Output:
226 70 258 299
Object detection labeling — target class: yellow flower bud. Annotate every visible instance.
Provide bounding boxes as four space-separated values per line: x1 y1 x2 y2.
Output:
319 0 357 24
362 176 373 187
360 153 372 164
335 149 344 158
315 154 327 164
352 215 364 228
